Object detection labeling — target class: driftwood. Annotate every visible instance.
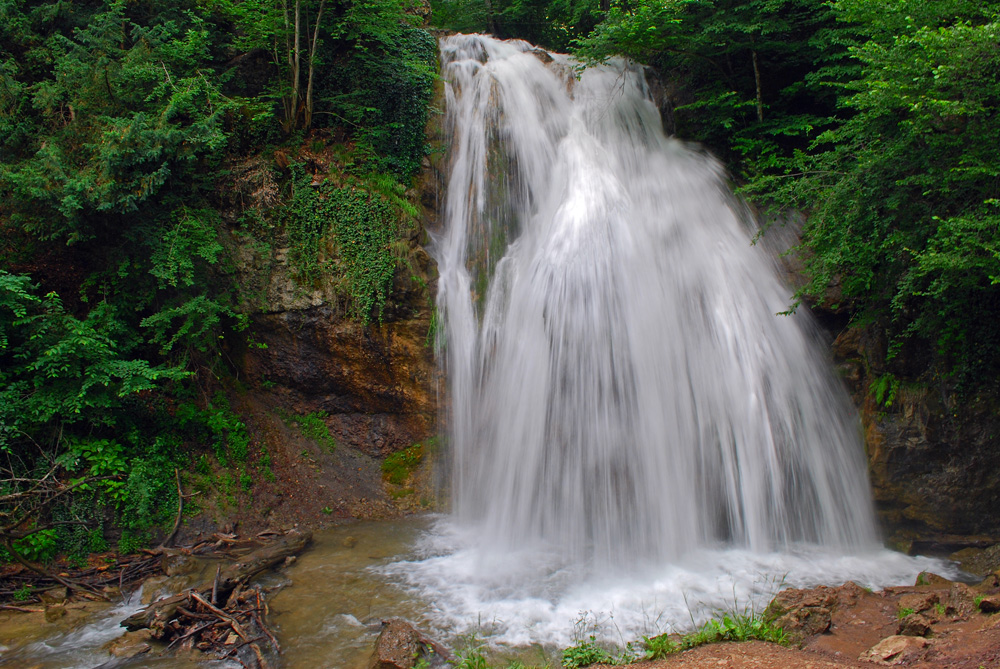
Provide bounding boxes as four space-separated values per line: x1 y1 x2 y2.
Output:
121 529 310 669
0 551 162 607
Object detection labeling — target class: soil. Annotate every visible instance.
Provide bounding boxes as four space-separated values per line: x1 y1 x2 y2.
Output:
172 384 439 548
597 575 1000 669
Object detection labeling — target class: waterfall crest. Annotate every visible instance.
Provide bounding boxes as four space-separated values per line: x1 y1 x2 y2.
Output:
434 34 878 566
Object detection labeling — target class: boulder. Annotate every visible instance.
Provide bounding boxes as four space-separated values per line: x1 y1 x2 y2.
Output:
978 594 1000 613
946 582 978 617
43 605 66 623
764 586 837 644
915 572 951 586
38 587 68 605
898 592 938 615
368 619 423 669
861 635 931 665
896 612 933 637
951 544 1000 577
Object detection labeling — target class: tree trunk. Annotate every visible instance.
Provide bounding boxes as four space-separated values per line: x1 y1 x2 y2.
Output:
752 47 764 123
291 0 302 128
282 0 294 129
483 0 499 36
304 0 326 130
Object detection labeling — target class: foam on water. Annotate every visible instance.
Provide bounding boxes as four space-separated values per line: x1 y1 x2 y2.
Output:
381 517 955 649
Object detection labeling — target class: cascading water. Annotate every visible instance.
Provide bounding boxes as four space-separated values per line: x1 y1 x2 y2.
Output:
436 33 877 560
383 33 952 649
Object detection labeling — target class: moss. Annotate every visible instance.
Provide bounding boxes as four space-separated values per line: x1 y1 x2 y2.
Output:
381 443 425 485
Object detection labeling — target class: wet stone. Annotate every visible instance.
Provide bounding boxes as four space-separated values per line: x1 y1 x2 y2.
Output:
368 618 422 669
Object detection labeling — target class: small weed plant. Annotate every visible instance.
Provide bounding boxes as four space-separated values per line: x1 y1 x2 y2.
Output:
643 612 787 661
561 636 615 668
381 443 424 485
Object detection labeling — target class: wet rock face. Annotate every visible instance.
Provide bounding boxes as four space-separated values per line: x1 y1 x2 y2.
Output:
243 304 436 457
832 325 1000 550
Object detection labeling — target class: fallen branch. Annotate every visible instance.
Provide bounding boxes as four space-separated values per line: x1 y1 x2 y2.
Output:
120 530 310 669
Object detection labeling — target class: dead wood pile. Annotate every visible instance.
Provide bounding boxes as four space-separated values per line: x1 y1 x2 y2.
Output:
122 529 311 668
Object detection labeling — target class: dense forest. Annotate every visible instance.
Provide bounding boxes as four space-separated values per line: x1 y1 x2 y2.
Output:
2 0 998 571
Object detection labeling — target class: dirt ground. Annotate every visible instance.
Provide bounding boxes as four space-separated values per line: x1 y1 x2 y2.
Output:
596 575 1000 669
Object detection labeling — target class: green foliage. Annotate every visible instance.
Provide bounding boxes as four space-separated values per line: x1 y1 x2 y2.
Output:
13 584 32 601
642 633 679 659
284 163 399 322
575 0 838 175
288 411 337 452
0 0 440 565
13 529 59 563
561 636 615 668
381 443 424 485
897 607 915 620
871 373 900 409
774 2 1000 386
0 273 187 446
118 529 146 555
329 25 437 177
680 612 787 648
640 611 786 660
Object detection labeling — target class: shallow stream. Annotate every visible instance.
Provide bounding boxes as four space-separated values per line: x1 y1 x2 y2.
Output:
0 516 957 668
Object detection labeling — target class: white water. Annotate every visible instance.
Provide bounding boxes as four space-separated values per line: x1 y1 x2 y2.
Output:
400 33 956 648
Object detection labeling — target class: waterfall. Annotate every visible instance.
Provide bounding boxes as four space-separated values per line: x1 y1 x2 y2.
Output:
434 33 877 564
387 34 948 649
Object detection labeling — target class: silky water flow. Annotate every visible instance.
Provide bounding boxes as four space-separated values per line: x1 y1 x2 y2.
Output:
379 33 953 649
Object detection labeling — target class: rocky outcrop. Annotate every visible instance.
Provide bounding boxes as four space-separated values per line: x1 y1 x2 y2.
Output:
763 582 870 645
241 300 436 458
831 325 1000 551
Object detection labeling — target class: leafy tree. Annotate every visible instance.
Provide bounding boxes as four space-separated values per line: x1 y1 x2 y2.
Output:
574 0 843 176
776 2 1000 384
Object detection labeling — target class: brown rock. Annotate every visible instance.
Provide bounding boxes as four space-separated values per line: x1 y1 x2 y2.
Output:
977 570 1000 590
915 571 951 586
946 582 978 617
104 630 153 659
140 575 169 604
161 551 199 576
860 635 931 665
951 544 1000 577
368 619 423 669
765 585 837 644
898 592 939 614
896 612 933 637
977 594 1000 613
38 587 68 605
